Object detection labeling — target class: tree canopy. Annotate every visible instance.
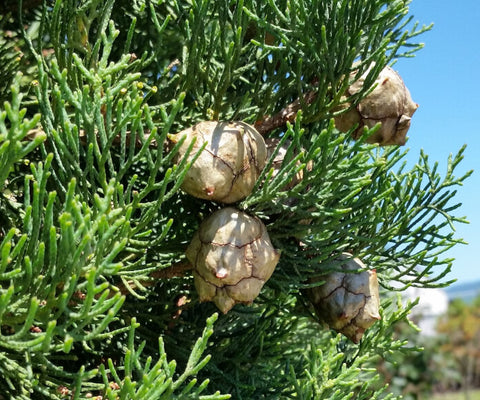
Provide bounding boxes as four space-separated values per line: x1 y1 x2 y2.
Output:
0 1 472 398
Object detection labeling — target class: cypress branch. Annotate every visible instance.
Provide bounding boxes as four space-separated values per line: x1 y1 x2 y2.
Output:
0 1 471 398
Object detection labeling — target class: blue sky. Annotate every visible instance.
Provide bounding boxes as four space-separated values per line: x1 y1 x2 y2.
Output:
394 1 479 285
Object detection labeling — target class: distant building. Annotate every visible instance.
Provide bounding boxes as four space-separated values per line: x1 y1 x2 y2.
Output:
403 287 449 336
401 280 480 336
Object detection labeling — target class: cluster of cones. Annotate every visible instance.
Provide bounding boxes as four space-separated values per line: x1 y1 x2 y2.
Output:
168 63 416 342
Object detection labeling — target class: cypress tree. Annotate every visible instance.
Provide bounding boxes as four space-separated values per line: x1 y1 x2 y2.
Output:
0 1 472 398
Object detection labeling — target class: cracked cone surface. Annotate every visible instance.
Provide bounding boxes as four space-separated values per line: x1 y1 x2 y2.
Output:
171 121 267 203
307 253 381 343
335 64 418 146
186 207 280 313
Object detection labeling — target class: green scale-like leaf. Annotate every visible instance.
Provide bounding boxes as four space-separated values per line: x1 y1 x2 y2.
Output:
0 0 471 398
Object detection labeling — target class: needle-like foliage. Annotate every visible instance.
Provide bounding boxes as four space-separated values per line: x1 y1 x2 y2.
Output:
0 0 472 398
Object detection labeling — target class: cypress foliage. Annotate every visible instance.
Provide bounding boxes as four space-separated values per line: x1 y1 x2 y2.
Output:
0 1 472 398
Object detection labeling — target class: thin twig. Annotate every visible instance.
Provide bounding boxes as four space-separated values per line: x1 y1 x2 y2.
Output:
116 261 193 296
254 90 317 135
150 261 194 279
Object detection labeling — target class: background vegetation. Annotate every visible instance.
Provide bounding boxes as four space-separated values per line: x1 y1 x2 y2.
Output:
379 293 480 400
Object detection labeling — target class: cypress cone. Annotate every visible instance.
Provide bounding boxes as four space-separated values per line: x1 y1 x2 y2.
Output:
335 63 418 146
307 253 381 343
186 207 280 314
169 121 267 203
